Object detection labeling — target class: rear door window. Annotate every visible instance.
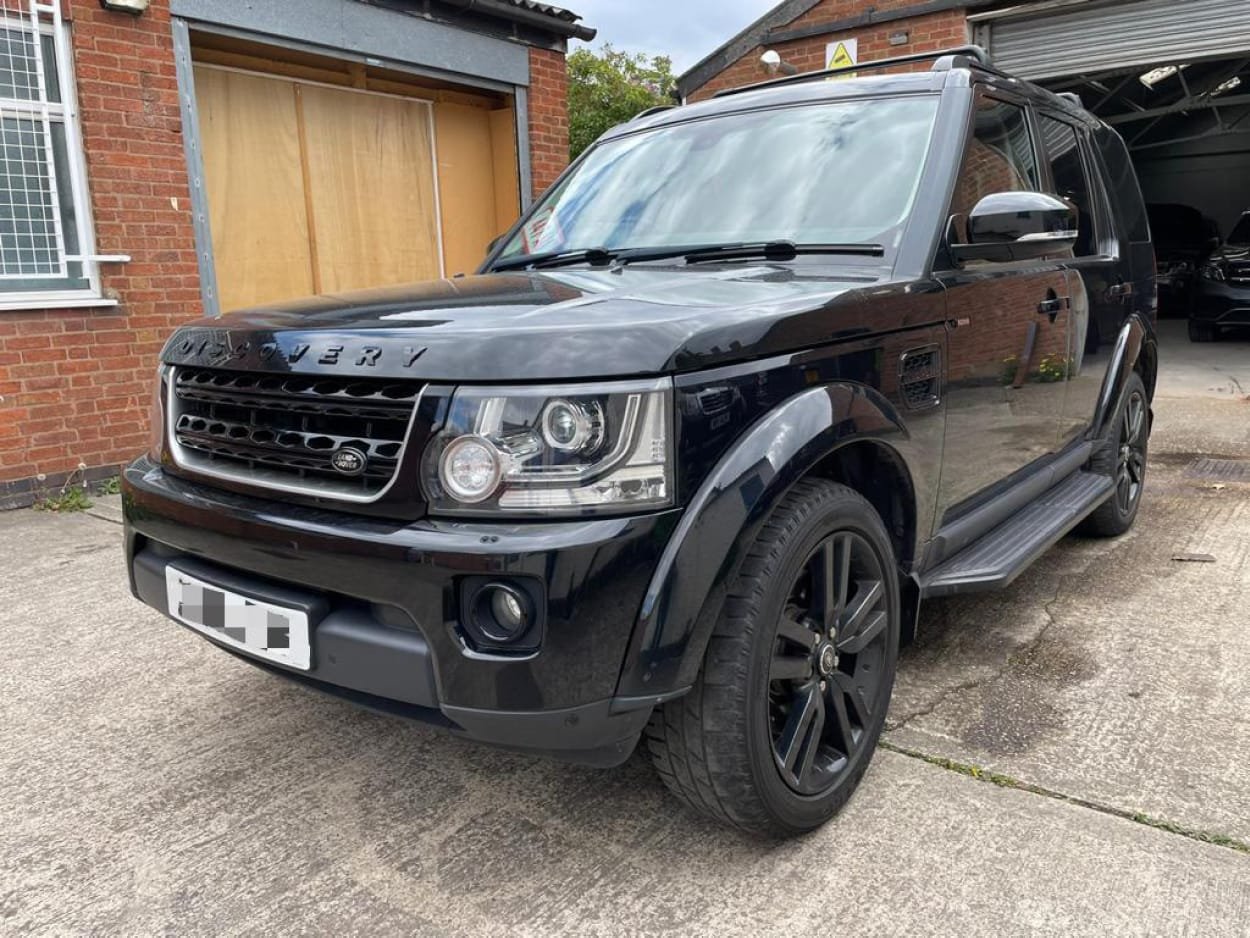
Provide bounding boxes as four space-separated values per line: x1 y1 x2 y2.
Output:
1093 126 1149 243
1038 115 1100 257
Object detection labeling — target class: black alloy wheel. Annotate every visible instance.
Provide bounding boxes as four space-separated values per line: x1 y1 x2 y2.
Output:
769 531 890 795
1116 388 1147 516
1081 371 1149 538
646 480 900 836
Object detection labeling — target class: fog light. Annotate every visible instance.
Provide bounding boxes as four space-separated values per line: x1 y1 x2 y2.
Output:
490 587 527 634
439 435 502 503
474 583 532 643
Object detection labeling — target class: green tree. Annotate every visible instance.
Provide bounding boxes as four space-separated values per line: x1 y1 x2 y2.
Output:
568 45 676 160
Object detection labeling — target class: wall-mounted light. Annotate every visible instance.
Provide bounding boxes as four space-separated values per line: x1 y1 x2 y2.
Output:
888 31 910 46
760 50 799 77
99 0 150 14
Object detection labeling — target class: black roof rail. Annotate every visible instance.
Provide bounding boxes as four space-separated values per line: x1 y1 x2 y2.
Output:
633 104 677 121
713 44 997 99
1056 91 1084 109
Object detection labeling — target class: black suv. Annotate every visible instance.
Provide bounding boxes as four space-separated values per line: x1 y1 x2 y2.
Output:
123 47 1157 836
1190 210 1250 342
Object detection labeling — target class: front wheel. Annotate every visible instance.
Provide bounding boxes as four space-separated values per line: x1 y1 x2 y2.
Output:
646 480 899 836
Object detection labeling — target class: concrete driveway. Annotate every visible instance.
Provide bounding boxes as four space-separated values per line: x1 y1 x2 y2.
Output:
4 320 1248 935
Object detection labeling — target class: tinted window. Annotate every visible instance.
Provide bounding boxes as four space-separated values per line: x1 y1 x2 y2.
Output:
1094 125 1149 243
950 96 1039 239
498 96 941 261
1039 116 1097 256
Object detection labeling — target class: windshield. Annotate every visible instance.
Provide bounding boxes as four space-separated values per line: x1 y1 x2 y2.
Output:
1229 214 1250 246
496 96 940 264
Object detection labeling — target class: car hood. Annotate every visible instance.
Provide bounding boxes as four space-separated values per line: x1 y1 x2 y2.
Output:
161 265 926 381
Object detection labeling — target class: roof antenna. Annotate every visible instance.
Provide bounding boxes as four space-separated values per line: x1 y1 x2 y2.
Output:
760 50 798 77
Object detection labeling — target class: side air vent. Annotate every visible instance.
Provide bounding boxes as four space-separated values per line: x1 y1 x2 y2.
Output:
899 345 942 411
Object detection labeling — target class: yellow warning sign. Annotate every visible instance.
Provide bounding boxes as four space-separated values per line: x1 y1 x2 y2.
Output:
825 38 858 80
827 41 856 71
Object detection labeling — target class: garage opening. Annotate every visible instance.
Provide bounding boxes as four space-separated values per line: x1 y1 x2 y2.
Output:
190 33 522 312
975 0 1250 328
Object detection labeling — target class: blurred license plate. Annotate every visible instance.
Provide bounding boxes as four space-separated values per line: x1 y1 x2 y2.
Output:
165 567 311 670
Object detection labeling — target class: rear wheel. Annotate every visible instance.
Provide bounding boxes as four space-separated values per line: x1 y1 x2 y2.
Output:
1081 372 1148 537
645 480 899 836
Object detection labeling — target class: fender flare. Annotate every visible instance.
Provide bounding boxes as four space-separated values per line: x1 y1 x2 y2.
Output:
1092 312 1157 440
613 382 914 704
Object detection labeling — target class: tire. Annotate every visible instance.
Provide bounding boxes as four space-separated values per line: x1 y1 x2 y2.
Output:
1188 319 1216 343
1080 371 1149 537
645 479 900 837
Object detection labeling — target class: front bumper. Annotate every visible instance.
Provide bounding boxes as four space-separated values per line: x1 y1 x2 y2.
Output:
123 457 684 766
1191 279 1250 326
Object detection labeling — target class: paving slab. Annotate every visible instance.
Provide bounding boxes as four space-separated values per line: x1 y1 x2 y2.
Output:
2 473 1248 936
889 455 1250 844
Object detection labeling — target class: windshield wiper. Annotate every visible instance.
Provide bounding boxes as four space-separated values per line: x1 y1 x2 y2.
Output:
491 247 617 271
682 240 885 263
491 239 884 272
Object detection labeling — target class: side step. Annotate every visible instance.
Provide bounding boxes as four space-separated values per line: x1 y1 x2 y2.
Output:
920 470 1115 598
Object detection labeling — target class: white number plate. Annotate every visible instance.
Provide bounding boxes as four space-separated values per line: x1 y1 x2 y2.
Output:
165 566 311 670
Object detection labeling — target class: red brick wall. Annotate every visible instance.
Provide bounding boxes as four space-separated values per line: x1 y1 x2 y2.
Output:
688 1 969 101
0 0 200 507
527 46 570 198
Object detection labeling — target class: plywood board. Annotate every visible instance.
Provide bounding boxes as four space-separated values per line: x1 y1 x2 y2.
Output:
434 101 500 277
489 106 521 237
299 84 443 293
193 66 315 312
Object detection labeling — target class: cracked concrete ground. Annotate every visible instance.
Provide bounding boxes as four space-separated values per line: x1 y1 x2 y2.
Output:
3 319 1248 935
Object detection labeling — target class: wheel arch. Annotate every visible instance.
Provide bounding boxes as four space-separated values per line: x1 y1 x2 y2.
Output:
614 383 922 705
1093 312 1158 441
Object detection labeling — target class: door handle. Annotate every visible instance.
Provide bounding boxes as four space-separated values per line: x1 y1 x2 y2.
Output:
1037 296 1069 323
1107 282 1134 302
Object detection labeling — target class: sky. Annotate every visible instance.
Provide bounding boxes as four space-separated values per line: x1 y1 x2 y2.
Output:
569 0 776 76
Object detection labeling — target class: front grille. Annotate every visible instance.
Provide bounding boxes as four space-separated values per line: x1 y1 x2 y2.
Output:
169 367 423 501
1230 263 1250 285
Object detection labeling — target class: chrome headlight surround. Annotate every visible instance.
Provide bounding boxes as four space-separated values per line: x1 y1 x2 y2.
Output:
423 378 673 517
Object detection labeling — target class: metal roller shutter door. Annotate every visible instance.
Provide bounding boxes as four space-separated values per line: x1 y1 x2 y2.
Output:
981 0 1250 81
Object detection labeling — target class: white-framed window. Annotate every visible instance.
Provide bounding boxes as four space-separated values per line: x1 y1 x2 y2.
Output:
0 1 114 310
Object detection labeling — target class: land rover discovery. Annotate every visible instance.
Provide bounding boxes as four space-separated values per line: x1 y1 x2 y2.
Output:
123 47 1157 836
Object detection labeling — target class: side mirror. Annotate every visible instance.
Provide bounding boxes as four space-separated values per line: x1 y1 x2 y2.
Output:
950 191 1078 264
486 234 507 257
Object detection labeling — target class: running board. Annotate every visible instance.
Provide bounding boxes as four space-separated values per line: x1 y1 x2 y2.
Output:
920 470 1115 598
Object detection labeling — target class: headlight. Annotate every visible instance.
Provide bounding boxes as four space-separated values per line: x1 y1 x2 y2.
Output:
423 379 673 516
1200 263 1226 282
148 364 168 461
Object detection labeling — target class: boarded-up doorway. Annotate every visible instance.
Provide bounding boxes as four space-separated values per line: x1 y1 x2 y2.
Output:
193 52 521 312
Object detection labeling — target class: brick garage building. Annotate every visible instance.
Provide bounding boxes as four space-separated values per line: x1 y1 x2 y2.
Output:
676 0 975 102
0 0 589 508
